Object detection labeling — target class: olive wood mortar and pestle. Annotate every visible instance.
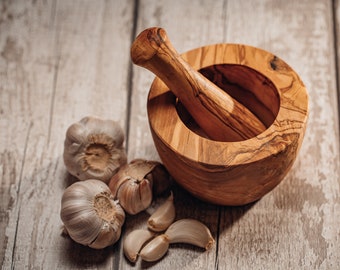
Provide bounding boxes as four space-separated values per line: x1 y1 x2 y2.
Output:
131 27 308 206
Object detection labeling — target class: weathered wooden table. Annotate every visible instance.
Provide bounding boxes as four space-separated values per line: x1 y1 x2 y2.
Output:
1 0 339 269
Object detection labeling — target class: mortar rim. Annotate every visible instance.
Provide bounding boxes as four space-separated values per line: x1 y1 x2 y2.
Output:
147 43 308 166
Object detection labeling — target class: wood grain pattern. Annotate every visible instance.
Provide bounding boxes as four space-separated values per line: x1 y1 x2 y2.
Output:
216 1 340 269
336 0 340 114
0 0 339 269
0 0 134 269
147 43 308 205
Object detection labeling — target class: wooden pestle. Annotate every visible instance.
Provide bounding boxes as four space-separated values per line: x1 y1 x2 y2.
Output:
131 27 266 141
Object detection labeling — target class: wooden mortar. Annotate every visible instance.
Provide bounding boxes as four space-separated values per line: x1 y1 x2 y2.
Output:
135 28 309 205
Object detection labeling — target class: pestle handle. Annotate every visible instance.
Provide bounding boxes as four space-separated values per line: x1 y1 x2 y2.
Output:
131 27 266 141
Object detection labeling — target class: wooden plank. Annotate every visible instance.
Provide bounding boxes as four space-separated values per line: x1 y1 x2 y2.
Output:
126 0 340 269
217 0 340 269
336 0 340 119
0 0 134 269
124 0 226 269
0 0 57 267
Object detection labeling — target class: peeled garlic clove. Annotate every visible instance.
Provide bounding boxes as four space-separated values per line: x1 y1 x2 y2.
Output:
123 229 154 263
139 234 170 262
60 179 125 249
165 219 215 250
63 116 127 183
117 178 153 215
148 192 175 232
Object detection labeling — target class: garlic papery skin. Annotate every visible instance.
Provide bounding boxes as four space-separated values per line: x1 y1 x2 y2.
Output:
109 160 157 215
145 162 172 196
63 116 127 183
148 192 175 232
165 219 215 250
60 179 125 249
139 234 170 262
110 159 171 194
116 177 153 215
123 229 154 263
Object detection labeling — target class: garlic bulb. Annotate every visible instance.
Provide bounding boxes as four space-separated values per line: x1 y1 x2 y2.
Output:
60 179 125 249
63 116 127 183
123 229 154 263
109 159 162 215
148 192 175 232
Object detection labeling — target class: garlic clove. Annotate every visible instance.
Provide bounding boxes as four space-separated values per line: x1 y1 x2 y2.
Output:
110 159 171 193
108 160 155 196
63 116 127 183
60 179 125 249
139 179 153 210
108 159 170 215
123 229 154 263
148 192 175 232
139 234 170 262
109 169 131 197
109 159 156 215
116 178 153 215
165 219 215 250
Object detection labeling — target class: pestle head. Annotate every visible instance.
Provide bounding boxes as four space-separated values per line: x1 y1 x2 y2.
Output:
131 28 168 66
131 27 266 142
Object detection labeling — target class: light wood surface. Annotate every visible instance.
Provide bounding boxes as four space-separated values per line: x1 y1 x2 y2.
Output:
1 0 339 269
